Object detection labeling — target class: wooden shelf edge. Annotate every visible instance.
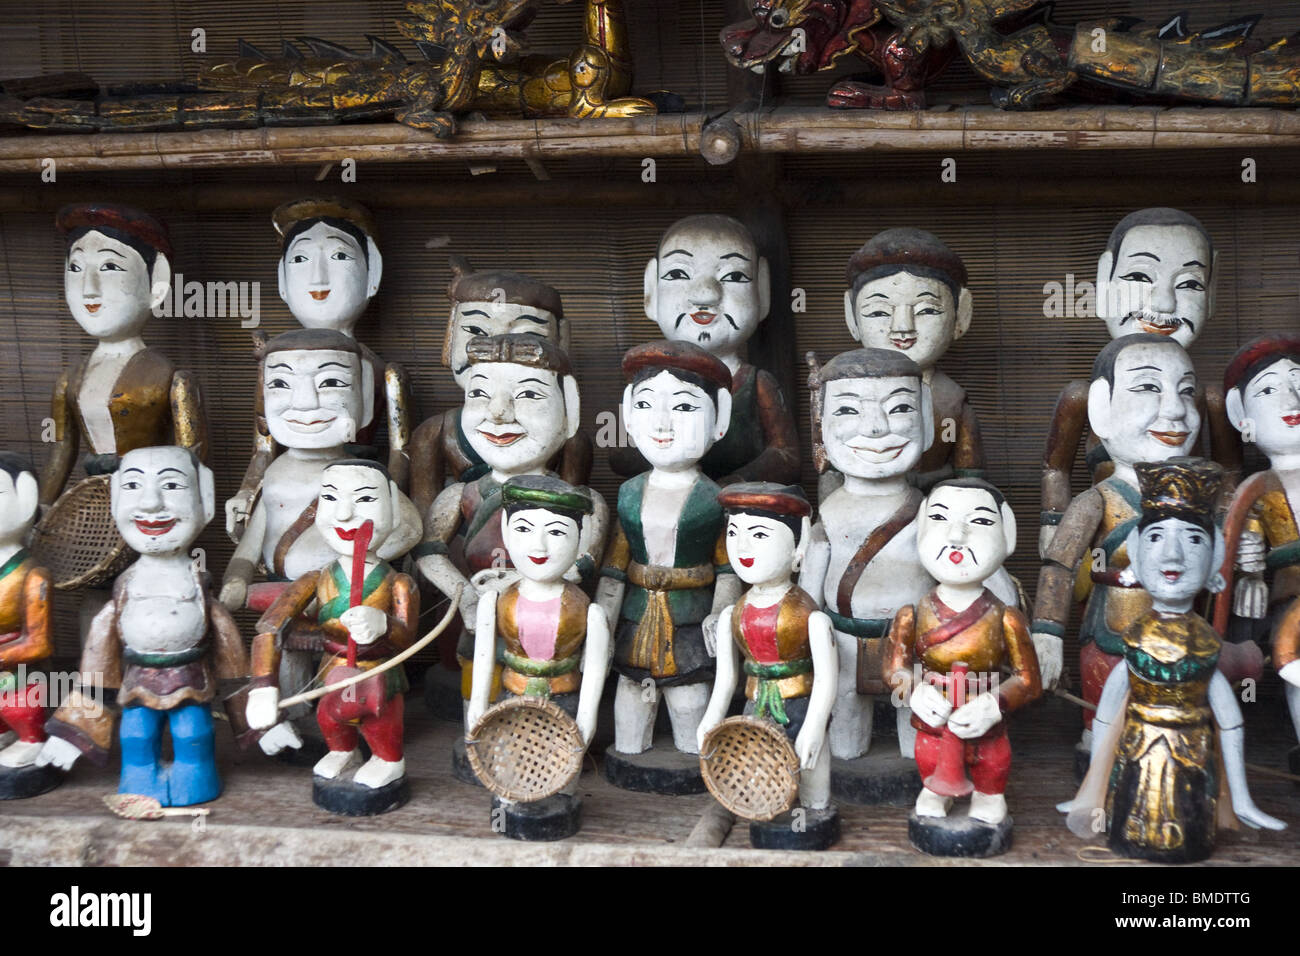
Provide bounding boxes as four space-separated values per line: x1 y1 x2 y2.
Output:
0 812 992 867
0 105 1297 173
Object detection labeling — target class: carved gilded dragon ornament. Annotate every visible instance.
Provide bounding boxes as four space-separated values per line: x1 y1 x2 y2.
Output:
721 1 1300 110
0 0 655 137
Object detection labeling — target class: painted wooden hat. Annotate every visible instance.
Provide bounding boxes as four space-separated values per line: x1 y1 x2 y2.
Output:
717 481 810 518
55 203 172 261
272 196 377 241
1224 333 1300 394
621 339 732 391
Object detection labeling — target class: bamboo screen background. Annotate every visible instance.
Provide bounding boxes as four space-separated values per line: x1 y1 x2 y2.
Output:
1 0 1299 662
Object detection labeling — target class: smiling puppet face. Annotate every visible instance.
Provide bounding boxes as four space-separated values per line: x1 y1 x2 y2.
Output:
1129 517 1221 608
1097 216 1215 348
623 368 728 472
725 512 800 587
111 446 214 556
847 271 965 373
462 362 574 473
821 373 930 480
315 461 398 559
916 481 1016 588
1232 356 1300 460
644 216 771 359
263 345 371 450
1088 336 1200 471
278 220 380 331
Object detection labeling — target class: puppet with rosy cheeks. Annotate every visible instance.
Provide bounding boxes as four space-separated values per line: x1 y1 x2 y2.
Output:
39 447 252 807
1033 333 1206 759
597 341 743 793
416 335 607 732
884 479 1041 852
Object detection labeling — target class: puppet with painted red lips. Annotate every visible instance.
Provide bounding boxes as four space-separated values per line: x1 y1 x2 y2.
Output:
246 459 419 815
39 446 251 808
1032 333 1214 766
883 478 1041 857
1041 208 1241 558
609 215 800 487
414 335 607 757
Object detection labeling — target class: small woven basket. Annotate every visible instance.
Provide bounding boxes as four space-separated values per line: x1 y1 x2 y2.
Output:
30 475 132 591
699 715 800 822
465 696 587 802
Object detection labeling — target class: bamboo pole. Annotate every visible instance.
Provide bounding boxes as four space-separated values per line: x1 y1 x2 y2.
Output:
4 105 1300 173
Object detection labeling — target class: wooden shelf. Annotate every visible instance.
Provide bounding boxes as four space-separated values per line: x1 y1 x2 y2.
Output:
2 105 1299 174
2 694 1296 866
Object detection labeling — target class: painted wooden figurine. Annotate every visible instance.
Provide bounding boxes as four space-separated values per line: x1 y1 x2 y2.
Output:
597 341 742 793
698 482 840 849
0 453 58 799
467 475 609 840
884 478 1041 857
1218 335 1300 769
408 257 593 521
37 446 251 807
246 459 420 816
1061 458 1285 862
219 329 419 756
1032 333 1204 767
226 198 413 541
842 228 984 491
610 215 800 487
1041 208 1239 557
798 348 934 802
414 334 606 778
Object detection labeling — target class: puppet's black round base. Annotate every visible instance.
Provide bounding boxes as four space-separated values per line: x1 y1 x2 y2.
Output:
312 774 409 816
909 808 1013 858
490 793 582 841
750 805 841 851
451 736 485 788
602 746 705 795
423 668 465 723
831 752 921 806
0 762 61 800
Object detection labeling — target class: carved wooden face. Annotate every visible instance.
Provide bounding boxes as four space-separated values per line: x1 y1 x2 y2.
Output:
112 446 213 556
821 374 928 479
502 507 582 585
1233 358 1300 459
446 301 559 389
315 463 397 558
623 369 727 472
64 230 163 341
725 512 799 587
0 468 39 543
1097 224 1214 347
263 348 370 450
461 362 575 474
1128 517 1223 609
1088 340 1200 469
278 221 379 330
644 221 770 358
917 484 1015 588
848 271 968 372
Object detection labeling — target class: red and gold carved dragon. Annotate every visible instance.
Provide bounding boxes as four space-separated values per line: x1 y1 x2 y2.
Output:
721 1 1300 110
0 0 656 138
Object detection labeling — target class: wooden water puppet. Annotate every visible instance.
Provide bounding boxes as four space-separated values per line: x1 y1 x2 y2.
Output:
697 483 839 850
38 447 251 808
1061 457 1285 862
0 453 58 799
246 459 421 816
464 476 608 841
596 340 742 795
883 478 1042 857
